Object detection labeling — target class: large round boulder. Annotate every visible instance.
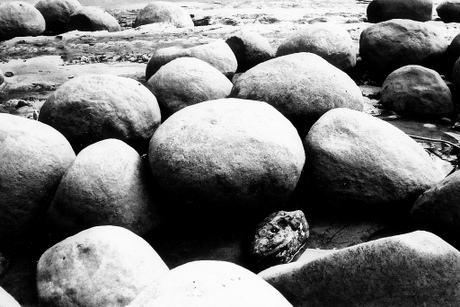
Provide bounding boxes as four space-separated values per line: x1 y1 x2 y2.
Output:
225 29 276 73
146 57 233 119
129 260 293 307
259 231 460 306
276 24 356 71
359 19 449 79
0 114 75 246
47 139 160 238
381 65 454 118
366 0 433 23
145 40 237 81
37 225 169 306
148 98 305 226
303 108 444 213
230 52 363 137
450 56 460 89
133 1 193 28
437 0 460 22
67 6 121 32
35 0 82 34
411 170 460 239
0 2 46 41
39 74 161 154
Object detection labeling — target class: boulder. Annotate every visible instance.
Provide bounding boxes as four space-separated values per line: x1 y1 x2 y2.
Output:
39 74 161 154
230 52 363 137
0 2 46 41
0 68 4 86
259 231 460 306
411 170 460 238
437 0 460 22
146 57 233 119
148 98 305 227
47 139 160 238
67 6 121 32
276 24 356 71
225 29 276 73
0 287 21 307
35 0 82 33
450 56 460 90
37 226 169 306
303 108 444 213
0 114 75 246
381 65 454 118
128 260 292 307
359 19 449 79
145 40 237 80
133 1 193 28
367 0 433 23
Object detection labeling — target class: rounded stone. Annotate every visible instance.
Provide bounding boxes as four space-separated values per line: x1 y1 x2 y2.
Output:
303 108 444 212
230 52 363 137
450 56 460 90
359 19 449 79
276 24 356 71
67 6 121 32
35 0 82 33
0 113 75 245
225 29 276 73
129 260 292 307
146 57 233 119
148 98 305 223
437 0 460 22
0 1 46 41
37 225 169 306
133 1 193 28
367 0 433 23
381 65 454 118
47 139 161 238
39 74 161 154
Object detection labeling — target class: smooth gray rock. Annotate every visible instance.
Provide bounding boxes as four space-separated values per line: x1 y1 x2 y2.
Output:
367 0 433 22
259 231 460 306
0 287 21 307
0 114 75 245
276 24 356 71
0 2 46 41
39 74 161 154
133 1 193 28
359 19 449 79
47 139 161 238
381 65 454 118
35 0 81 33
230 52 363 137
304 108 444 212
147 57 233 118
67 6 121 32
37 226 169 307
128 260 293 307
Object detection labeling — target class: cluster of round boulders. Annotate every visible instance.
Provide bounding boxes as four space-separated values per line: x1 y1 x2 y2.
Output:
303 108 444 212
35 0 82 34
225 29 276 73
148 98 305 224
259 231 460 306
47 139 161 238
359 19 449 79
230 52 363 137
146 57 233 118
134 1 194 28
67 6 121 32
276 24 356 71
366 0 433 22
0 114 75 246
36 226 169 306
0 1 46 41
437 0 460 22
38 74 161 154
381 65 454 118
145 40 238 81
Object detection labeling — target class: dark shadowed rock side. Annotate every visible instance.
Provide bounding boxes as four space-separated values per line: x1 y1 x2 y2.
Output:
0 1 46 41
366 0 433 23
67 6 121 32
259 231 460 306
35 0 82 34
437 0 460 22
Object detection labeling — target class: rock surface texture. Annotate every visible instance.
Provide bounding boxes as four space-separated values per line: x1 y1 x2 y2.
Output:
259 231 460 306
37 226 169 307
